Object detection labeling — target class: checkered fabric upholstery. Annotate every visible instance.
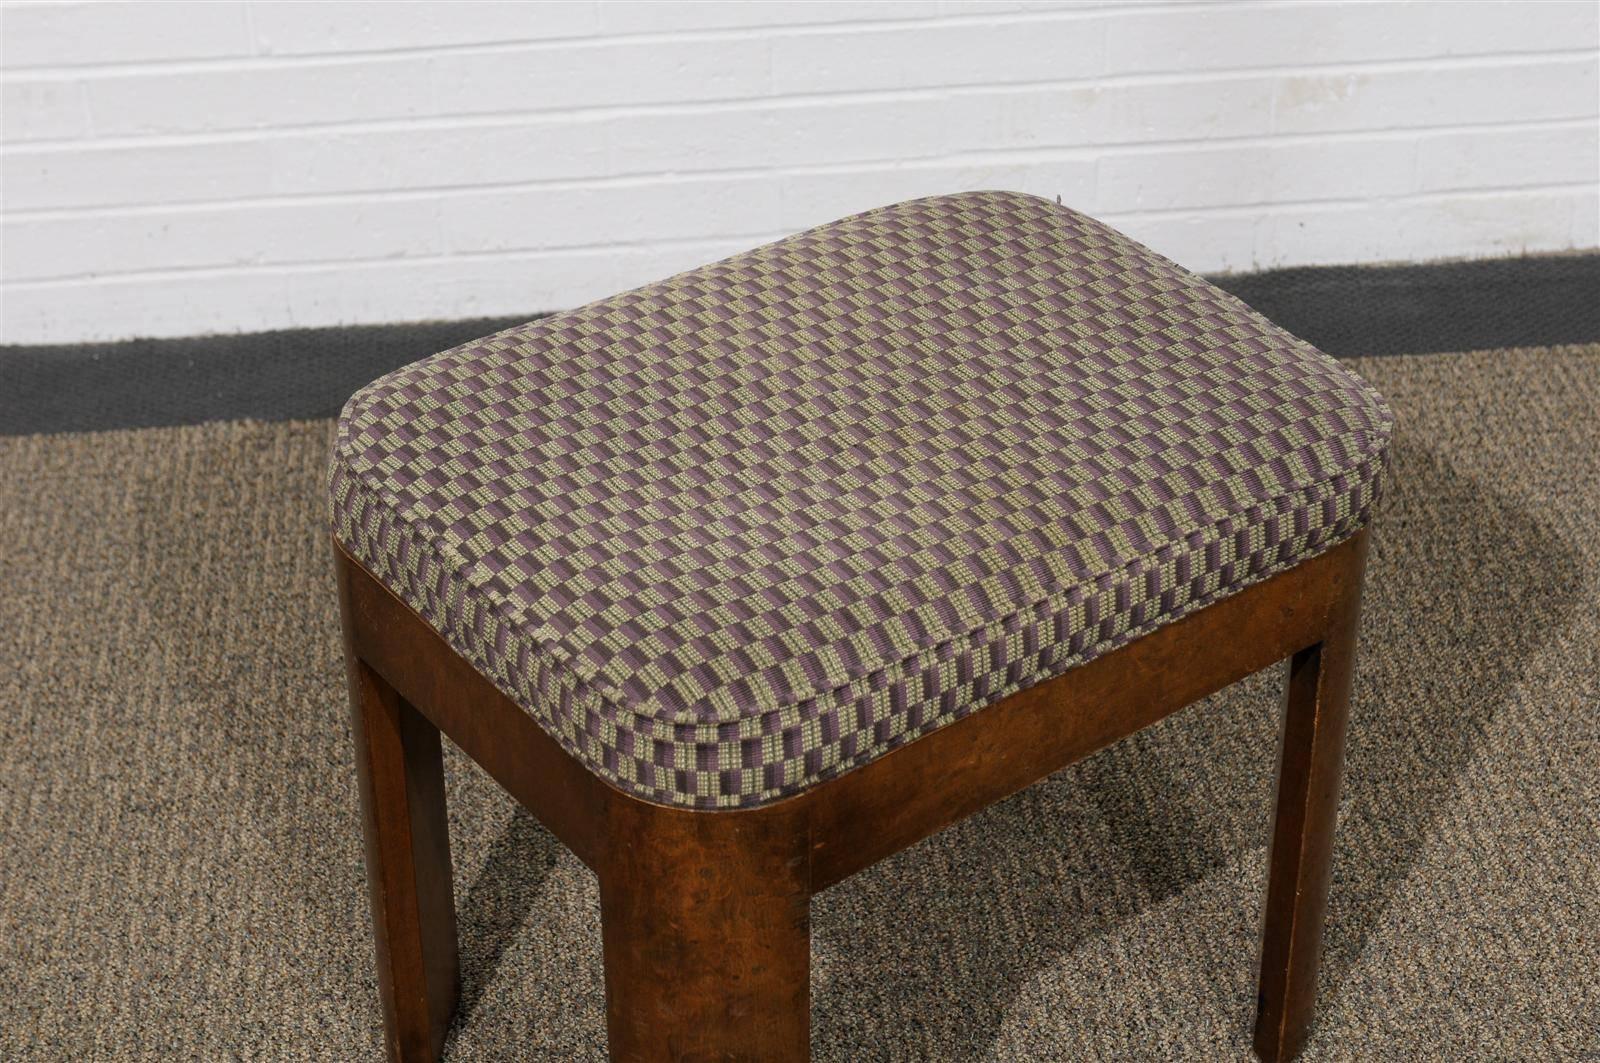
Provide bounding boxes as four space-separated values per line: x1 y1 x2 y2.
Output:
330 191 1392 808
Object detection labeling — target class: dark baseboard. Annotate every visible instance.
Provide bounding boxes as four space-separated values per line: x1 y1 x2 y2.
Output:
3 253 1597 437
0 315 532 439
1211 253 1600 359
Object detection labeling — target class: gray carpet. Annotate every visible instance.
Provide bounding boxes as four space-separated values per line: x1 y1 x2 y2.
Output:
2 347 1597 1060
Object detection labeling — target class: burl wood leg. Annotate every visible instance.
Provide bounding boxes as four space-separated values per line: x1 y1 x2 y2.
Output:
348 657 461 1062
1254 536 1367 1062
600 803 812 1062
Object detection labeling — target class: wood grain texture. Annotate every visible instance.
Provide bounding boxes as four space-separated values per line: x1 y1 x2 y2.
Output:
601 801 812 1062
335 528 1370 1061
801 532 1366 891
1255 530 1369 1062
341 651 461 1061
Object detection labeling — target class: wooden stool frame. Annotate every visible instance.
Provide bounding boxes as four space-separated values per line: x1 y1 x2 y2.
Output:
336 527 1370 1062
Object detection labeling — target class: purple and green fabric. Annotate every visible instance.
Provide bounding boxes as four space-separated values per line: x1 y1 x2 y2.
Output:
329 191 1393 809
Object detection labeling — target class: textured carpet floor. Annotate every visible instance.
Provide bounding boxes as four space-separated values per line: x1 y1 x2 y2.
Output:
2 347 1597 1061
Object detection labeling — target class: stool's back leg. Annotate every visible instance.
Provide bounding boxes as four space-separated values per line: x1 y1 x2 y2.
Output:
347 656 461 1062
1254 532 1368 1062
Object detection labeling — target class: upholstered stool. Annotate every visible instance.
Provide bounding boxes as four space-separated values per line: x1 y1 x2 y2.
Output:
331 191 1391 1062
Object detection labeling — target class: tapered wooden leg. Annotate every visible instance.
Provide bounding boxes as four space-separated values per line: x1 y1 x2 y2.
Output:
1254 533 1368 1062
348 656 460 1062
600 804 811 1062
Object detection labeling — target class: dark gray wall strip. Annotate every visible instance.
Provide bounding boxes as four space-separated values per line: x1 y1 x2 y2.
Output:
3 253 1597 437
1214 254 1600 358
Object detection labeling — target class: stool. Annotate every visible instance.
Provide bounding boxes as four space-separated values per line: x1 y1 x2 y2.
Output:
330 191 1391 1062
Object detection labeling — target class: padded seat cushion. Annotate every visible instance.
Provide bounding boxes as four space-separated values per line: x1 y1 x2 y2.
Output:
330 191 1392 808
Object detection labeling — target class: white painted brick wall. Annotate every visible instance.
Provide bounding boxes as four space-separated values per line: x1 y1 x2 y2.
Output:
2 0 1596 344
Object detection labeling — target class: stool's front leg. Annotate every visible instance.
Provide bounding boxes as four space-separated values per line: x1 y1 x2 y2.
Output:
347 656 461 1062
600 801 811 1062
1254 532 1368 1062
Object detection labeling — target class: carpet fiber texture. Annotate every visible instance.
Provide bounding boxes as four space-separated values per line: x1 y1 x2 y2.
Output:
2 347 1597 1060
